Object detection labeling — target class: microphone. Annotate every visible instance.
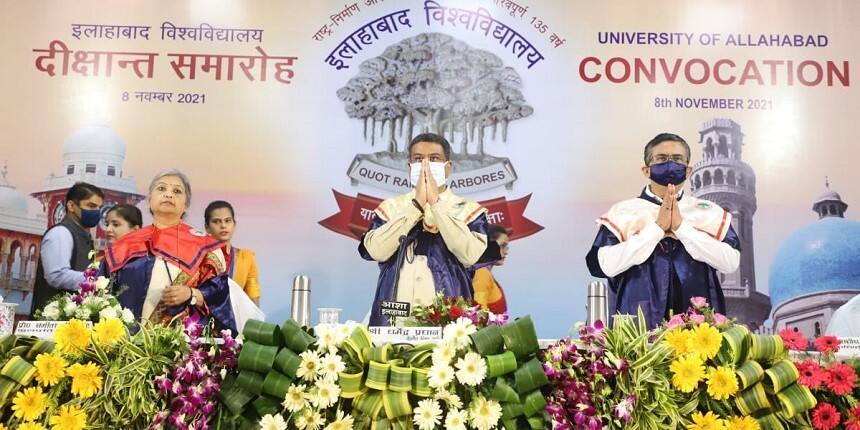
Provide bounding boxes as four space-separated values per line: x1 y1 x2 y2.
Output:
391 235 409 299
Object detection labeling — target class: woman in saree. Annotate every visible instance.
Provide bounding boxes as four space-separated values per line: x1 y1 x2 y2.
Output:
101 169 237 332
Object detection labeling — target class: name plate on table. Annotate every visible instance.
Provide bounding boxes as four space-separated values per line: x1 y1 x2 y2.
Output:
15 320 93 339
837 337 860 357
369 326 442 346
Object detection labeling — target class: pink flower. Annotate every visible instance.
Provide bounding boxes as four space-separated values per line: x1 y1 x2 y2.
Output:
690 296 708 308
689 314 705 325
814 336 841 354
712 313 728 326
796 359 829 389
667 314 686 329
488 312 509 326
779 328 809 351
825 362 857 396
812 402 841 430
613 395 636 422
182 313 203 338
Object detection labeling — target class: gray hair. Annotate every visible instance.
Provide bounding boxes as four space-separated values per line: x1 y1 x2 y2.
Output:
148 168 192 206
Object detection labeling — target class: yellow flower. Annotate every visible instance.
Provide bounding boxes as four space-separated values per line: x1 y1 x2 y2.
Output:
49 404 88 430
664 329 692 356
707 366 739 400
34 353 67 386
726 416 760 430
54 319 92 355
670 355 705 393
687 411 726 430
19 423 48 430
0 423 6 430
688 323 723 360
93 318 126 347
11 386 48 421
67 362 103 398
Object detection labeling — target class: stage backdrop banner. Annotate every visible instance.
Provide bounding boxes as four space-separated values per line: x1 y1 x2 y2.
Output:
1 0 858 338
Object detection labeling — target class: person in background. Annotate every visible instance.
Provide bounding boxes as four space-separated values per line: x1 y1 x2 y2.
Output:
472 224 510 314
31 182 104 314
104 204 143 245
204 200 261 305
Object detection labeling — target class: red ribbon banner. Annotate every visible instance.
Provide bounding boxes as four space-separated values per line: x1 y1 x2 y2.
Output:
319 190 544 241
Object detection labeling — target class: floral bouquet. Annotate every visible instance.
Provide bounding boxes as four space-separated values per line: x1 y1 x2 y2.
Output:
35 259 134 325
406 293 508 329
1 314 187 430
150 314 241 430
658 297 816 430
780 329 860 430
214 318 358 430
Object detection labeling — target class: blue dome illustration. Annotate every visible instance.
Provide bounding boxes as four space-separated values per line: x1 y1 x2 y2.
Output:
769 182 860 308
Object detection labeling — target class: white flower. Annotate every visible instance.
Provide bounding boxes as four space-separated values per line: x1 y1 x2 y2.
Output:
324 410 354 430
81 295 99 307
294 413 309 430
74 306 92 320
311 380 341 409
442 318 476 350
282 384 308 413
259 413 288 430
42 302 60 320
445 409 469 430
63 301 78 316
336 321 358 341
454 352 487 386
469 397 502 430
302 409 324 430
121 308 135 323
434 390 463 410
99 306 118 321
315 324 339 353
320 352 345 381
427 363 455 389
431 342 456 366
412 399 443 430
95 276 110 292
297 350 323 381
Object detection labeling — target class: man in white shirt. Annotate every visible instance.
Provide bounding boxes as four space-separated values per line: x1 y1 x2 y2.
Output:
585 133 741 327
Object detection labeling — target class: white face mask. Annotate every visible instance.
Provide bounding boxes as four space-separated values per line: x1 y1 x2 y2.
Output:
409 162 449 187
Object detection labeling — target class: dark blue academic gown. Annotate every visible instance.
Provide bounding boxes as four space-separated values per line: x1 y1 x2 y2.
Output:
360 213 490 326
585 189 740 328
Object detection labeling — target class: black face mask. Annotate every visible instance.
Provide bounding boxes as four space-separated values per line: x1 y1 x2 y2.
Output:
649 160 688 186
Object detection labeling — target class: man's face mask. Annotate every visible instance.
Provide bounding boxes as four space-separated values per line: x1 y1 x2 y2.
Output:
410 162 449 187
649 160 688 186
77 204 102 228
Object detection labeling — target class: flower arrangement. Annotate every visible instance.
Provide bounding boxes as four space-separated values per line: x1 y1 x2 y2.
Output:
407 293 508 328
0 314 189 430
150 314 241 430
656 297 817 430
3 297 858 430
35 260 134 325
780 330 860 430
542 308 694 430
